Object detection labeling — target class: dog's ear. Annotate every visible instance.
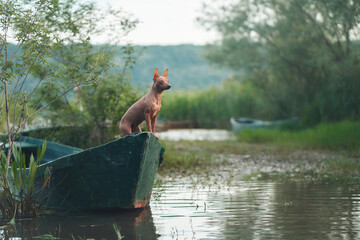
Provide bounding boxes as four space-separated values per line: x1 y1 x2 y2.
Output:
163 68 168 78
153 68 159 80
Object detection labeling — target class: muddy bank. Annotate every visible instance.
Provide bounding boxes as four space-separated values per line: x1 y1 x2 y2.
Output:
158 132 353 181
213 149 337 179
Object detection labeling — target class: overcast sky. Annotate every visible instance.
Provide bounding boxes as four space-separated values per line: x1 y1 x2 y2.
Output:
95 0 218 45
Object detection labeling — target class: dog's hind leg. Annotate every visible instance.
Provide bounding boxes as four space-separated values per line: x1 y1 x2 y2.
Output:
120 121 132 137
131 125 142 133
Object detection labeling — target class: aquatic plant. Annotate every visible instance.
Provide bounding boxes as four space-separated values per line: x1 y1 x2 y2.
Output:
113 223 125 240
0 140 50 218
34 234 59 240
159 140 213 174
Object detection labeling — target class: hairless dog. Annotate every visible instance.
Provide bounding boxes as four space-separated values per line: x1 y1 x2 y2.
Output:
120 68 171 139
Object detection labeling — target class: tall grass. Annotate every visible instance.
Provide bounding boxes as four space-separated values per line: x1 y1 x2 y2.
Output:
0 140 49 218
237 121 360 151
160 79 268 128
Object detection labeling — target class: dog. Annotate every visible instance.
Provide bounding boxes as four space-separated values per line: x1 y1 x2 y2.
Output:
120 68 171 138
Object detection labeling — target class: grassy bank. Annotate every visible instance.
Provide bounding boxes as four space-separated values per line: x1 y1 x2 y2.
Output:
236 121 360 152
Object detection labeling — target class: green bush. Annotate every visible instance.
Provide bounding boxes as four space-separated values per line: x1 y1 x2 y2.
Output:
32 76 141 148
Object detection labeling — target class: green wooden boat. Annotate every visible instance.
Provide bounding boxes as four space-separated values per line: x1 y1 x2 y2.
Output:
5 132 165 210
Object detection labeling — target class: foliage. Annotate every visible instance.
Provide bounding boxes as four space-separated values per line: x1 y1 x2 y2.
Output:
33 76 141 148
0 140 49 218
27 3 142 147
236 121 360 152
199 0 360 123
31 43 141 147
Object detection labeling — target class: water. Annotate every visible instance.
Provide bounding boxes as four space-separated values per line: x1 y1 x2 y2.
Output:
2 178 360 239
157 129 235 141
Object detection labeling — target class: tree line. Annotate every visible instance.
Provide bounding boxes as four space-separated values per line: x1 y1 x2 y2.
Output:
197 0 360 125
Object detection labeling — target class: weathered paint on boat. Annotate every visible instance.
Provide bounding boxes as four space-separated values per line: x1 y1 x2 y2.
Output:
7 132 164 210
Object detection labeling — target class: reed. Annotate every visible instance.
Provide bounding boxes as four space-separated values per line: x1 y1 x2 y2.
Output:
160 79 265 128
0 140 50 219
324 157 360 176
236 121 360 152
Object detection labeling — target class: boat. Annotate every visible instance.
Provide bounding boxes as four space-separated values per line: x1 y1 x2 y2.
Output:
230 117 299 133
4 132 165 210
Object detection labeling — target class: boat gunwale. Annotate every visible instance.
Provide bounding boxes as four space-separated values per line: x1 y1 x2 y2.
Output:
10 132 155 170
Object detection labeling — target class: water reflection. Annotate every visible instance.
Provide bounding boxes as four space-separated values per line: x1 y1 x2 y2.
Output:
0 179 359 239
1 207 156 239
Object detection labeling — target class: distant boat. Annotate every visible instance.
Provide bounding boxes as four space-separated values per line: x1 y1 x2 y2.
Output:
230 117 299 133
5 132 164 210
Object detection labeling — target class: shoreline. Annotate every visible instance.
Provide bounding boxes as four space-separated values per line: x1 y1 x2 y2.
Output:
158 139 360 189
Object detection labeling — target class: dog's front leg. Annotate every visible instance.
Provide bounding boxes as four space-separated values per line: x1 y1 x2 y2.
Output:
145 114 152 133
151 117 159 139
151 116 157 134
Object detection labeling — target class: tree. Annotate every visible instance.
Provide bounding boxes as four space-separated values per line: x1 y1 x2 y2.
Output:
0 0 138 217
199 0 360 123
31 28 143 148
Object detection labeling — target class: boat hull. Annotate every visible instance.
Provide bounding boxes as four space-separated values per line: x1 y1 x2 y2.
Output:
11 133 164 210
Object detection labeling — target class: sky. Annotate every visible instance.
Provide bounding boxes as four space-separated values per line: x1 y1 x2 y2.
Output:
95 0 218 45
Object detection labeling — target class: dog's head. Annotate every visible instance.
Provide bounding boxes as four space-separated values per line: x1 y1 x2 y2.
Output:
153 68 171 91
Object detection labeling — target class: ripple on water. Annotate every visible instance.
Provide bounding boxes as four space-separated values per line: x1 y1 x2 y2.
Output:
1 178 359 239
151 179 360 240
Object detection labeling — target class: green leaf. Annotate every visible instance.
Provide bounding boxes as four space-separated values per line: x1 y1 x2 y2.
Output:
28 155 37 193
22 152 28 185
11 163 19 190
37 145 41 162
38 139 47 164
44 167 50 181
29 154 35 171
12 146 18 163
9 216 15 226
21 152 26 168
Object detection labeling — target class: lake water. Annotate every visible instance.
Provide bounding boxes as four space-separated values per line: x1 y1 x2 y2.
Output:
2 177 360 239
157 129 235 141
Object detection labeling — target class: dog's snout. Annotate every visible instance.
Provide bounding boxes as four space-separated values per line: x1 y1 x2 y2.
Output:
167 84 171 89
